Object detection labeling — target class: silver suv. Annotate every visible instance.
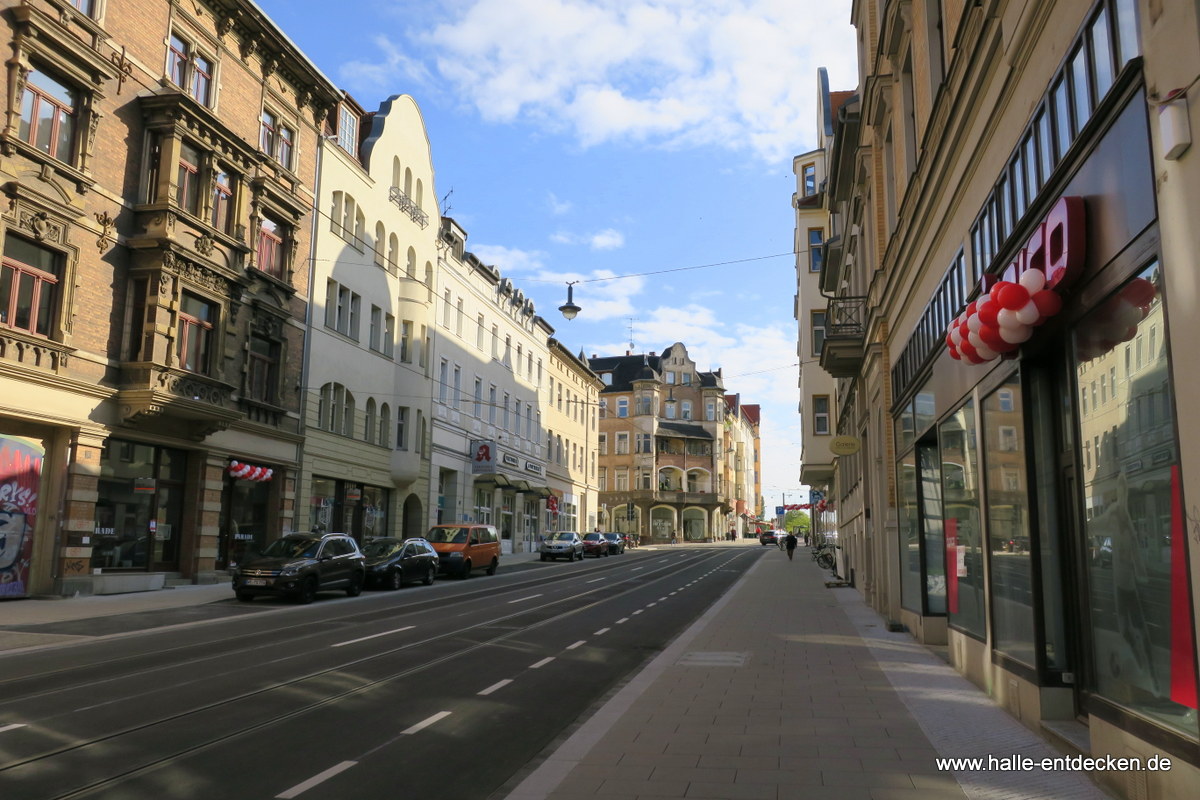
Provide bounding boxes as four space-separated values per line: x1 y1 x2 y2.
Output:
232 532 366 604
540 532 584 562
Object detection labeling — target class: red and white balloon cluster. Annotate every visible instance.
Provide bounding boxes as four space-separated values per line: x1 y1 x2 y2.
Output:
946 269 1063 364
228 460 273 481
1074 277 1157 362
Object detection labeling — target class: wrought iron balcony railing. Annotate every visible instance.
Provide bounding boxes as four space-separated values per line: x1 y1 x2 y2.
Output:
389 186 430 229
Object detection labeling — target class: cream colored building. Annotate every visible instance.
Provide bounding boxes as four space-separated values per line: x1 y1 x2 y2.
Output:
544 339 603 533
298 93 437 544
815 2 1200 796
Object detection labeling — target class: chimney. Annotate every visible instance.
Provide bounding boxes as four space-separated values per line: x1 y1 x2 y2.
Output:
650 351 656 357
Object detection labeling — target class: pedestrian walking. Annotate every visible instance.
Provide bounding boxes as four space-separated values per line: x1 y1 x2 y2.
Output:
785 532 798 560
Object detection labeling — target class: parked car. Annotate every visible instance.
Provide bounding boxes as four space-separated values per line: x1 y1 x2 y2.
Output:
425 524 501 578
540 532 584 561
759 530 778 546
232 532 365 604
602 532 626 554
362 537 439 590
581 532 609 558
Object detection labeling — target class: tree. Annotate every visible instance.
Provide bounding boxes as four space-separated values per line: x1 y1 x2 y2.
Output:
785 510 811 536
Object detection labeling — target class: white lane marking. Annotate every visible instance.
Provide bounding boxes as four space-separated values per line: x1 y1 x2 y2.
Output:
0 724 28 734
509 594 544 604
566 640 586 650
586 577 606 583
593 627 611 636
647 602 657 607
331 626 415 648
632 609 644 615
478 679 513 696
616 617 630 624
530 656 555 669
402 711 452 735
276 761 357 798
659 596 668 601
632 567 644 571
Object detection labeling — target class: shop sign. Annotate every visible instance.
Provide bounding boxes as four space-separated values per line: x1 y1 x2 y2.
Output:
470 441 496 473
345 487 362 502
502 452 520 468
133 477 156 493
524 460 543 476
830 435 861 455
948 196 1085 365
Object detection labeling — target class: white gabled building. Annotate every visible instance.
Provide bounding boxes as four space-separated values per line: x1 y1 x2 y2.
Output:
300 93 438 543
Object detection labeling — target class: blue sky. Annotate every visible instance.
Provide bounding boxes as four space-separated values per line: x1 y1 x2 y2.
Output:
254 0 858 513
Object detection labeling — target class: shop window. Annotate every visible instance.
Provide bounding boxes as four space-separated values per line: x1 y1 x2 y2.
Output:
1 234 61 337
93 441 187 572
18 68 77 163
177 292 215 373
246 335 278 404
1071 264 1197 737
940 400 985 639
898 452 921 611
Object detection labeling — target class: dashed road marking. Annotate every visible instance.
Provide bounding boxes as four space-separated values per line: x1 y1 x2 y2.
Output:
276 761 357 798
530 657 555 669
478 679 513 696
402 711 452 735
566 640 586 650
331 626 415 648
0 724 27 734
616 617 630 624
593 627 611 636
509 594 544 604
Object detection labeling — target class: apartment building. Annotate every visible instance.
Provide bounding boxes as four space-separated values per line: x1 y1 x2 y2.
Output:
590 343 746 543
723 394 762 536
297 93 437 548
430 219 560 553
816 2 1199 795
544 338 602 533
0 0 339 596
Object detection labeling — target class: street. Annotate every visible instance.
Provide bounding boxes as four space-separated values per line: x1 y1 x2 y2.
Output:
0 547 761 800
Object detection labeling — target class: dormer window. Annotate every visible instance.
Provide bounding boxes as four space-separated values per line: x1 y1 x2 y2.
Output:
337 104 358 157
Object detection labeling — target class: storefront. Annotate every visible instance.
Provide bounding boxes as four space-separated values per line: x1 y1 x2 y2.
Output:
92 439 187 574
219 460 277 569
890 37 1197 763
309 476 390 543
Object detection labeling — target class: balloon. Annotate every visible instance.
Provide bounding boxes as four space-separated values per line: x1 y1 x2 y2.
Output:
968 331 984 350
974 344 997 361
997 308 1021 329
1018 269 1046 293
979 325 1016 352
1123 277 1156 306
1031 289 1062 318
999 323 1033 344
959 340 980 361
977 299 999 327
967 314 983 332
994 281 1031 310
1015 299 1041 326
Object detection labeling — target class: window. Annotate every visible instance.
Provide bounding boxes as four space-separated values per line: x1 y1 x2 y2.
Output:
473 378 483 417
18 69 77 163
211 168 233 233
598 433 608 455
369 305 383 352
318 382 355 436
1 235 60 337
176 142 201 215
617 398 629 418
246 335 278 403
167 33 214 106
177 292 215 373
337 104 359 156
383 314 395 358
400 320 412 362
488 386 497 423
812 395 830 435
379 404 391 447
439 359 449 403
615 469 629 491
476 315 485 349
808 228 824 272
453 366 462 410
256 214 286 279
325 280 360 339
260 109 295 170
364 398 377 443
812 310 827 356
616 432 629 454
396 407 409 449
636 433 651 453
681 401 692 420
802 163 816 195
706 400 716 421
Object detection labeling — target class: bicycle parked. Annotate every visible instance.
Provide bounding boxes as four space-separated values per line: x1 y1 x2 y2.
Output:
811 542 838 570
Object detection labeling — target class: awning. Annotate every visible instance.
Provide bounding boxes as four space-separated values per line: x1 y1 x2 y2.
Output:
525 485 553 499
510 479 532 492
474 473 511 488
228 460 273 481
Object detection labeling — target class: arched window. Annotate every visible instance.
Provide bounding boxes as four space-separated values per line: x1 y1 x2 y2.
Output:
404 167 413 197
354 207 366 248
342 389 355 437
317 382 355 436
373 222 386 266
330 191 344 235
379 404 391 447
415 179 424 209
392 156 401 190
406 246 416 278
388 234 399 272
364 397 377 442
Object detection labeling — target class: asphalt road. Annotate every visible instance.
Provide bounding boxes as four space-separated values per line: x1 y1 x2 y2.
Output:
0 546 763 800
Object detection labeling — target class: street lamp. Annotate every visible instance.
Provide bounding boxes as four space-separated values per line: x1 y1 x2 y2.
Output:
558 281 581 320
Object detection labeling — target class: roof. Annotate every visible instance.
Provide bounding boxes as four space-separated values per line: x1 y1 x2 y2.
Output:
657 421 714 440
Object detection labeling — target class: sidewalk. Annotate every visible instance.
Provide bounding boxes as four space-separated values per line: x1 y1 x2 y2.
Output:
503 547 1113 800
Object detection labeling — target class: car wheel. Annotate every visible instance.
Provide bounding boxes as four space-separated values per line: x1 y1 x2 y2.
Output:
346 572 364 597
541 553 548 561
423 564 436 585
568 550 576 562
389 569 404 591
295 577 317 604
486 558 498 576
459 560 471 578
236 592 254 602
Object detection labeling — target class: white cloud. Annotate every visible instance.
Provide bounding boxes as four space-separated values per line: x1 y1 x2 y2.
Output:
469 244 548 274
548 228 626 250
417 0 858 163
339 34 433 91
548 192 572 215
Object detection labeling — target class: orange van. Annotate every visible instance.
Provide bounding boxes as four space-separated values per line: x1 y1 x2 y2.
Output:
424 524 501 578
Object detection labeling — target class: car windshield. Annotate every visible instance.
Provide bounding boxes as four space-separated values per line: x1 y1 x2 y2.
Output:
583 533 602 541
603 534 620 540
426 527 469 544
362 538 402 557
261 537 321 558
554 532 576 541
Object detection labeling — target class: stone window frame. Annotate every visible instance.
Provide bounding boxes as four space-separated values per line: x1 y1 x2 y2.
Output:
0 193 82 349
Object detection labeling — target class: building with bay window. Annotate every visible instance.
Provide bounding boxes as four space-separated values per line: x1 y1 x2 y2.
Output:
0 0 339 596
814 2 1200 795
297 92 437 548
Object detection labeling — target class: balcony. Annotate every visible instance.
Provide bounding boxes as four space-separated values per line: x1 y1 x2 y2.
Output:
117 365 242 440
389 186 430 229
819 295 867 378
